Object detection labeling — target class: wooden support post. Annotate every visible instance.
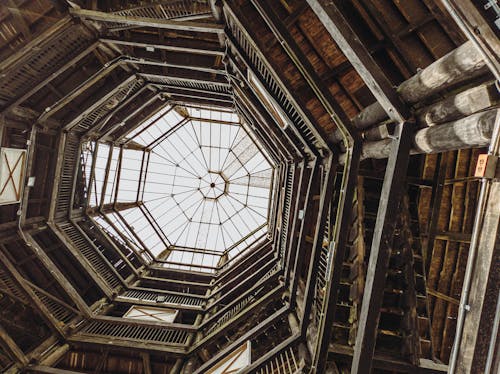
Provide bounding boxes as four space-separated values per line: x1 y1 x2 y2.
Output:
423 154 448 278
141 352 152 374
351 122 414 374
305 1 412 372
450 112 500 373
0 324 28 367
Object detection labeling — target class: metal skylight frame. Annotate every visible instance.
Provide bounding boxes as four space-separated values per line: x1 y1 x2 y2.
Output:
85 103 276 272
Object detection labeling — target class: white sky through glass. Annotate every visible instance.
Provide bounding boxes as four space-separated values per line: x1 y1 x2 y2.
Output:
85 104 274 271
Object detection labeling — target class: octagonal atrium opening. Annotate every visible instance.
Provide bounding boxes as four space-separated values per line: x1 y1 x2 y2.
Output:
83 103 275 272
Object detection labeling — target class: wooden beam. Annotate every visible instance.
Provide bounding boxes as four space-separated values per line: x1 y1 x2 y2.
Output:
306 0 410 124
62 74 138 131
346 40 489 132
249 0 358 137
67 334 187 355
20 232 92 316
0 247 66 336
2 42 99 117
415 81 500 127
434 231 471 243
0 324 28 366
122 57 226 75
222 3 319 154
351 122 414 373
39 61 127 126
328 344 448 373
25 366 82 374
439 0 500 81
339 109 499 162
453 178 500 373
141 352 152 374
0 17 72 71
87 201 139 215
190 305 289 370
47 222 114 299
138 73 230 89
70 9 225 34
100 37 224 56
450 108 500 372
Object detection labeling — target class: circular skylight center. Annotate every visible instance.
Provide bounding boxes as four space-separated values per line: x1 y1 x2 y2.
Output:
93 104 275 266
200 171 227 200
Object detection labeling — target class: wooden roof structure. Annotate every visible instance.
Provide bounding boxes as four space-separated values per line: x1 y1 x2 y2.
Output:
0 0 499 373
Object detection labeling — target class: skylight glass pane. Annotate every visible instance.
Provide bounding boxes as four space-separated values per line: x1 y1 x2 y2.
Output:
87 104 275 268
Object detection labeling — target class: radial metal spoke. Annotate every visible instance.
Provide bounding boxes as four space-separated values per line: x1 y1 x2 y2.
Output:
87 104 274 263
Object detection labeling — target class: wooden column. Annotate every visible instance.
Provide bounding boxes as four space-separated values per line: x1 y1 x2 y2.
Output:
351 122 414 373
452 167 500 373
445 68 500 371
0 324 28 367
305 1 413 372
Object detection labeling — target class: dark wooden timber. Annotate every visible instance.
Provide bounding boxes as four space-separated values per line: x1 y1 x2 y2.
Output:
415 81 500 127
339 109 498 162
452 109 500 372
454 182 500 372
26 366 83 374
306 0 410 124
440 0 500 81
100 38 225 57
349 40 489 131
351 122 414 374
423 154 448 277
69 9 225 34
0 324 28 367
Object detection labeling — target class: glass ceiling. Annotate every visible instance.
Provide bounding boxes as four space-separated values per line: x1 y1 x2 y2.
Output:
84 104 275 271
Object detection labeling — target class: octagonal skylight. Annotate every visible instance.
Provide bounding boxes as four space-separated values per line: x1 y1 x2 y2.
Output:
85 103 275 270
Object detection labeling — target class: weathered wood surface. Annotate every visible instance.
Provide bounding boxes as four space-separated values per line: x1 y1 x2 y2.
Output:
416 81 499 126
330 40 490 143
347 89 499 144
413 109 496 153
351 122 414 373
340 109 498 163
398 40 488 104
